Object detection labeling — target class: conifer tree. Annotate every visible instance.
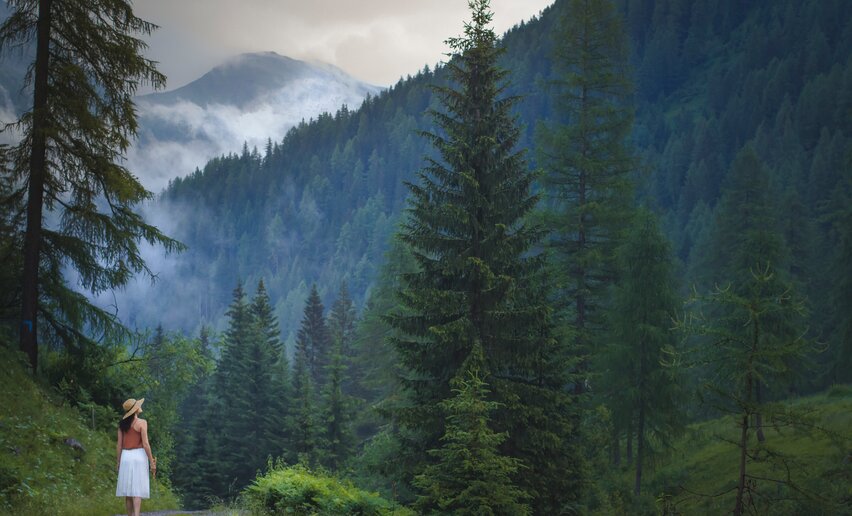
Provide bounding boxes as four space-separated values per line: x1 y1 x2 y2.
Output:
318 336 354 470
413 342 529 515
535 0 636 388
291 337 316 465
213 282 255 492
250 280 290 462
328 282 357 393
699 146 801 428
0 0 182 372
297 284 331 387
291 284 330 465
600 210 683 496
319 282 357 469
678 267 810 515
387 1 580 510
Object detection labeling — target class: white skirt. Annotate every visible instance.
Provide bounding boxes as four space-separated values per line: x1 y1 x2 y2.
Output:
116 448 150 498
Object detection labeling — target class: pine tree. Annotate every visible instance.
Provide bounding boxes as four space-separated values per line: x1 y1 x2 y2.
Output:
535 0 636 389
291 284 330 465
0 0 182 372
212 282 255 494
678 267 810 515
297 284 331 387
413 343 529 515
600 210 684 496
250 280 290 462
291 336 316 465
387 1 580 510
319 282 357 470
318 336 354 470
328 282 357 394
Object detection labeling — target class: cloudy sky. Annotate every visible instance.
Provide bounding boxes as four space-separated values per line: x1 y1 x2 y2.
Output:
134 0 555 89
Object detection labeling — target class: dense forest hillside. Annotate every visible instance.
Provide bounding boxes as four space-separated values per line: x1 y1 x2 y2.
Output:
143 0 851 386
2 0 849 513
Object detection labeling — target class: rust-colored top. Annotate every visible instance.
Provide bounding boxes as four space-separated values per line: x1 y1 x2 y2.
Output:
122 424 142 449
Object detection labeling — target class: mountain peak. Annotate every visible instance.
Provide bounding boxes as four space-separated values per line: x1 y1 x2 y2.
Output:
141 52 377 109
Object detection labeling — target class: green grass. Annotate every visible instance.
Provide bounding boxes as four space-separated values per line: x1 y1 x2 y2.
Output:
600 386 852 515
0 351 180 516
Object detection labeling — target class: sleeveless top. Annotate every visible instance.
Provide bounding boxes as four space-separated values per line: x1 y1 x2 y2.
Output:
122 423 142 449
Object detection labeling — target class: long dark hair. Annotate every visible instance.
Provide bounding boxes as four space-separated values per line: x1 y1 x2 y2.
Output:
119 414 135 433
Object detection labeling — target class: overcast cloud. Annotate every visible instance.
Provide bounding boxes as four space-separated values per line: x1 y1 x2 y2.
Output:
134 0 555 89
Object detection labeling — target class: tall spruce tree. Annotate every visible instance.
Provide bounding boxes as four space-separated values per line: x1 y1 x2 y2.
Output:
297 284 332 387
535 0 635 389
291 284 330 465
600 210 683 496
0 0 182 372
202 281 284 495
387 1 581 510
318 335 354 470
249 280 290 463
213 282 255 493
319 282 357 469
291 332 316 465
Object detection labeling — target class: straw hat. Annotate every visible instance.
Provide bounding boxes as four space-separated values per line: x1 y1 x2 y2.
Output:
121 398 145 419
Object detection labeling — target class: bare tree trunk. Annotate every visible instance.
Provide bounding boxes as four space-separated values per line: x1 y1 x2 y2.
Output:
20 0 52 373
626 419 633 465
735 318 760 516
734 408 749 516
755 380 765 442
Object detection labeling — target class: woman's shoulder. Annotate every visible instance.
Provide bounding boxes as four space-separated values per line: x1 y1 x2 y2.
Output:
132 418 148 430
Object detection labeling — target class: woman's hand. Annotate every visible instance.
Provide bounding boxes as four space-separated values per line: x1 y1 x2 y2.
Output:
150 457 157 478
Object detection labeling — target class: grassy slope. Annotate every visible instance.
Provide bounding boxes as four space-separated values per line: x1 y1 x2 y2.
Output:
600 386 852 515
0 351 180 516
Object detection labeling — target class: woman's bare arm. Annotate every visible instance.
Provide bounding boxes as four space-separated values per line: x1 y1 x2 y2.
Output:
116 427 123 471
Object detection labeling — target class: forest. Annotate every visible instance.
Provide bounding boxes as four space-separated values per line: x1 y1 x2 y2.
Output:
0 0 850 514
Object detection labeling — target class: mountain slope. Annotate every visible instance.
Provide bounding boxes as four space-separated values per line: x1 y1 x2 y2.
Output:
119 0 851 379
129 52 382 191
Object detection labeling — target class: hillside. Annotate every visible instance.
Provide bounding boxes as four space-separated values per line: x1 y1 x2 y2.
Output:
128 52 383 191
596 386 852 515
127 0 851 381
0 351 180 516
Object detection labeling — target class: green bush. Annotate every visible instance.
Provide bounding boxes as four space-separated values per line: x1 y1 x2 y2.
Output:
243 464 413 515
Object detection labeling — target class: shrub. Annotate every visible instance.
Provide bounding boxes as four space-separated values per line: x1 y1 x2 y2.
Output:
243 464 413 515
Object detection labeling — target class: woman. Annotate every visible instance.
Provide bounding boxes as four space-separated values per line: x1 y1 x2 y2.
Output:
116 398 156 516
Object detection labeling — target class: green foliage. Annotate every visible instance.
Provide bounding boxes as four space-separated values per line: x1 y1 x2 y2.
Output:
0 348 180 515
414 343 529 515
677 264 815 514
536 0 636 365
178 281 291 505
243 463 413 516
599 210 684 495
